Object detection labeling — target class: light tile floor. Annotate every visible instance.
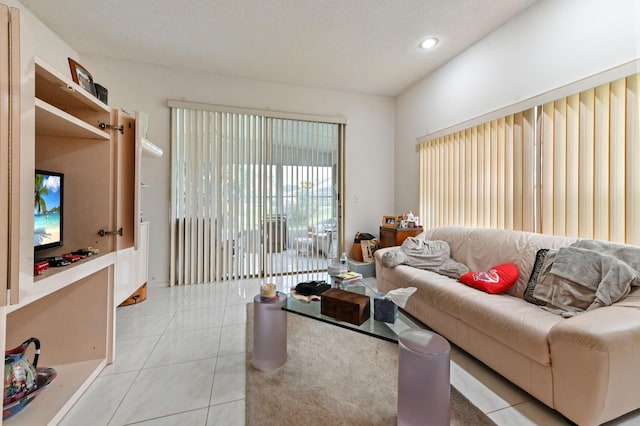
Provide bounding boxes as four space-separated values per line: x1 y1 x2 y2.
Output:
59 276 640 425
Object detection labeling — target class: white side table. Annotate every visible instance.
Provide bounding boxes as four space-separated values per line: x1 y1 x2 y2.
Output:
398 329 451 426
251 293 287 370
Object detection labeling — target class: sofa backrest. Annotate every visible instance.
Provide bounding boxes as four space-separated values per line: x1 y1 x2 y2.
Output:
421 226 578 298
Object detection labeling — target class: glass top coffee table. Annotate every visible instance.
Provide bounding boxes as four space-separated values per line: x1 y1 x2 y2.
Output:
283 280 424 343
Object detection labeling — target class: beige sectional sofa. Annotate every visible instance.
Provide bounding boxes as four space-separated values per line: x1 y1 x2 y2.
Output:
375 226 640 426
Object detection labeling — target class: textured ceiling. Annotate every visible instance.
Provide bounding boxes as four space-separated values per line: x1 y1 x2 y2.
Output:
19 0 538 96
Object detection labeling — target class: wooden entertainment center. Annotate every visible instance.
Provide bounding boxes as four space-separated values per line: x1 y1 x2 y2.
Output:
1 5 149 423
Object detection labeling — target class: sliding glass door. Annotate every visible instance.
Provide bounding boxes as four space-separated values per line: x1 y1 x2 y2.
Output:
170 105 343 285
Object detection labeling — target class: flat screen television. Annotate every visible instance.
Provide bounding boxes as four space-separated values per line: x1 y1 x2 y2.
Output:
34 169 63 252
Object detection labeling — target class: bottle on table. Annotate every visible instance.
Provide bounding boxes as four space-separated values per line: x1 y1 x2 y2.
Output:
340 252 348 273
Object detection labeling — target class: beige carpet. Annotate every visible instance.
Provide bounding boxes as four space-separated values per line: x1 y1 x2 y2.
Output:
245 305 495 425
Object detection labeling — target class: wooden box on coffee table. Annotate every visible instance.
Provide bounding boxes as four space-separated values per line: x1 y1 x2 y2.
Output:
321 288 370 325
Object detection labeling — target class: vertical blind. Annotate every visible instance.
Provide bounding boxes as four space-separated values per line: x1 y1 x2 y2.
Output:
419 109 537 231
170 104 342 285
540 73 640 244
419 71 640 245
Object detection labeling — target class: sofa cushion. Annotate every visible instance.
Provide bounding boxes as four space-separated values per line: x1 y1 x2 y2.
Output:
459 263 519 294
384 266 479 319
614 286 640 309
457 291 564 365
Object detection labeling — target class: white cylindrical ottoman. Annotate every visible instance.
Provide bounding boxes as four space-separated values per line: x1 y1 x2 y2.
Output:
252 293 287 370
398 329 451 426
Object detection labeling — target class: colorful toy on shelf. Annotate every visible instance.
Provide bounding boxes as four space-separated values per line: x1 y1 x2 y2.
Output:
62 253 82 263
33 260 49 276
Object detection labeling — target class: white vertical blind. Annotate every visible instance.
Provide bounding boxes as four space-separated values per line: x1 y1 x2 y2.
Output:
170 105 342 285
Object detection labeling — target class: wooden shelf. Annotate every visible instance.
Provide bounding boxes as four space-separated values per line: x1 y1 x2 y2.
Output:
35 99 109 139
35 57 108 115
5 264 113 424
3 359 106 426
15 253 116 314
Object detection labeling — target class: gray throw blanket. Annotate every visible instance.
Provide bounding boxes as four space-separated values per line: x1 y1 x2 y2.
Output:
571 239 640 271
380 238 469 279
532 241 640 317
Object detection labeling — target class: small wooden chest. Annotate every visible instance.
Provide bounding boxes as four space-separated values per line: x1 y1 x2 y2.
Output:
379 226 424 248
321 288 370 325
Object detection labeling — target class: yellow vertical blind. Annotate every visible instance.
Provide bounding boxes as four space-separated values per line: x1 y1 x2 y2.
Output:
540 72 639 244
419 108 536 231
418 71 640 245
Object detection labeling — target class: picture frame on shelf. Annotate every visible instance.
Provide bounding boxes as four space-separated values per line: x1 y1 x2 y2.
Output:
68 58 97 96
382 215 397 228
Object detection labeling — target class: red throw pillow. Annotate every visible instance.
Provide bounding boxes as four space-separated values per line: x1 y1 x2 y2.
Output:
458 263 519 294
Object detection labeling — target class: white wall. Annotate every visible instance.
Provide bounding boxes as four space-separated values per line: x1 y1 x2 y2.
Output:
395 0 640 214
9 0 78 70
79 56 395 285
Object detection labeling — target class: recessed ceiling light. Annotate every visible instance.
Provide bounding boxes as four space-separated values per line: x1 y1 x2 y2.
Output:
420 37 439 49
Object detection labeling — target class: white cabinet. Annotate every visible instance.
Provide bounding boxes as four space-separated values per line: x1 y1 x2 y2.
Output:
137 222 149 288
114 221 149 306
115 248 134 305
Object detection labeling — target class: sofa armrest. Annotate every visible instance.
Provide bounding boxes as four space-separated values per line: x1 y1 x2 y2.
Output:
374 246 396 257
374 247 398 278
548 306 640 425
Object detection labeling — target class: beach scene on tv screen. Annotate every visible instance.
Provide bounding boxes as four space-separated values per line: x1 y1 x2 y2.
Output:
34 173 61 247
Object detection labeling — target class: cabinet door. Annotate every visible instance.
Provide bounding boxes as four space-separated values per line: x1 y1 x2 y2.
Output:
114 247 133 305
133 112 143 249
0 4 9 307
113 109 138 251
0 4 20 306
137 222 149 285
